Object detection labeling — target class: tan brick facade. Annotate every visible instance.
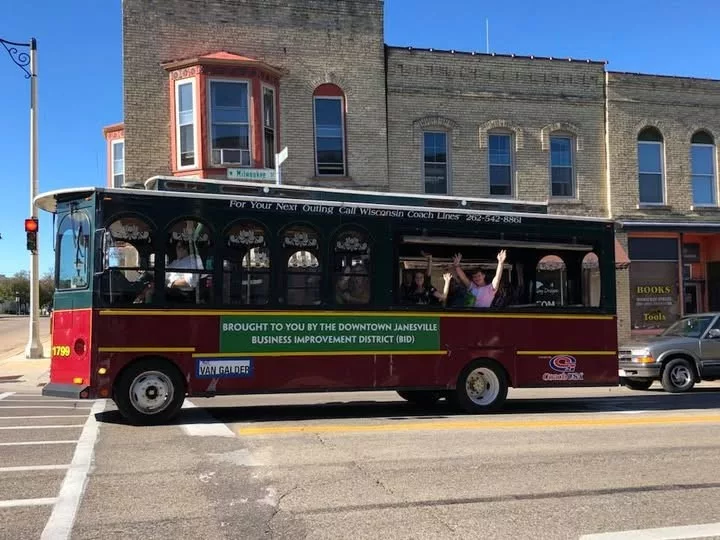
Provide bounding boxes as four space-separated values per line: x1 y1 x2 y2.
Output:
115 0 720 344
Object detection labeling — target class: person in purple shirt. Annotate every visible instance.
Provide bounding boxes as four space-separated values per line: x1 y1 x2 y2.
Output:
451 249 507 308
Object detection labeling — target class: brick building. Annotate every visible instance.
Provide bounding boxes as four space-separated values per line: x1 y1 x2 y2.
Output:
105 0 720 341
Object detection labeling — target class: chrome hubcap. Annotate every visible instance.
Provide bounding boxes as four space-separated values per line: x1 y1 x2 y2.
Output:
465 367 500 406
129 371 173 415
670 365 692 388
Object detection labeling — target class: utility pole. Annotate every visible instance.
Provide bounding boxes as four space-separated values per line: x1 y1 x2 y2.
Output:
1 37 43 358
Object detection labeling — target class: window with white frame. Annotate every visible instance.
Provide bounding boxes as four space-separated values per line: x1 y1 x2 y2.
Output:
489 133 513 196
263 87 276 169
550 135 574 197
175 80 196 168
210 80 250 166
111 139 124 187
691 130 716 206
423 131 448 194
314 96 345 175
638 127 665 204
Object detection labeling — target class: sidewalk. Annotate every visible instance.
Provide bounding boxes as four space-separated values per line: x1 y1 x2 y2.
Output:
0 339 51 393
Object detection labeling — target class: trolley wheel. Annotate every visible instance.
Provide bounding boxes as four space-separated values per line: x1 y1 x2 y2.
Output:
454 359 508 413
114 358 185 425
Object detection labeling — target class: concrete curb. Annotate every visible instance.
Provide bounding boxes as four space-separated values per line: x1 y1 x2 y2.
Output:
0 340 51 391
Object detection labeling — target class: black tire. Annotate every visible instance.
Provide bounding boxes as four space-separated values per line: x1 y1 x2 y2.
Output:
397 390 442 406
454 359 508 413
621 378 654 391
114 358 186 425
661 358 696 393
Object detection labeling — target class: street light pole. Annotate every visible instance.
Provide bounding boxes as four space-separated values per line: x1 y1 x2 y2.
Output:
1 37 43 358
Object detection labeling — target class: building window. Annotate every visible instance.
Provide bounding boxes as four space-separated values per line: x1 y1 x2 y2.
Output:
175 80 196 169
210 80 250 167
638 127 665 204
263 87 276 169
111 139 124 187
313 86 346 176
489 133 513 196
423 131 448 194
691 130 716 206
550 135 573 197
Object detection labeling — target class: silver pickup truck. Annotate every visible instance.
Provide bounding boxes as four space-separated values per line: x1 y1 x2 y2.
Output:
618 313 720 392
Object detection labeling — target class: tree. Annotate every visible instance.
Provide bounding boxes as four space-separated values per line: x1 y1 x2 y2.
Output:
0 268 54 308
39 270 55 307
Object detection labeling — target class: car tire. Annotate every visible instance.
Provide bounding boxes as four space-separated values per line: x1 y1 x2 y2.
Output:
621 377 654 391
396 390 442 406
454 359 508 413
114 358 186 425
661 358 696 393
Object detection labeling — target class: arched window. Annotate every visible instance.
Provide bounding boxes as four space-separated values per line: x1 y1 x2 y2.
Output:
333 228 371 305
691 130 716 206
550 133 574 198
313 84 346 176
488 131 514 196
283 224 321 305
165 218 213 304
638 127 665 204
535 255 566 307
102 215 155 305
223 221 270 305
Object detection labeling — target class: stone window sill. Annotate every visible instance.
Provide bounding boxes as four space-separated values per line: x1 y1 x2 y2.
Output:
637 204 672 211
549 198 582 205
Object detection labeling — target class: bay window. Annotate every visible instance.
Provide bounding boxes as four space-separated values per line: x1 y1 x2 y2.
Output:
210 80 251 167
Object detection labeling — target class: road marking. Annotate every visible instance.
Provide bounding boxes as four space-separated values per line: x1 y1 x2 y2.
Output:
41 400 105 540
0 464 70 473
0 440 78 446
0 406 93 410
0 415 90 420
580 521 720 539
0 424 85 430
0 498 56 509
0 392 15 400
235 413 720 436
179 400 235 437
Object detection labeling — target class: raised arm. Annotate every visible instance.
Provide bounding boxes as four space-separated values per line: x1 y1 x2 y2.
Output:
452 253 471 288
491 249 507 291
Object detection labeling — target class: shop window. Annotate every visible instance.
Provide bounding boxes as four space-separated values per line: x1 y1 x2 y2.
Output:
283 224 321 305
333 228 371 305
423 131 448 194
210 80 251 167
691 130 716 206
165 218 214 304
102 216 155 305
313 84 346 176
550 135 574 198
223 222 270 305
638 127 665 204
57 211 91 290
489 132 513 196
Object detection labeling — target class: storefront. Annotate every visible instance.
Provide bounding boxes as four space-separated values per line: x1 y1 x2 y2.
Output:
620 223 720 335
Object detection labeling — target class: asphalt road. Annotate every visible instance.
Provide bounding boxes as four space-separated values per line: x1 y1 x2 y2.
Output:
0 316 50 357
2 384 720 539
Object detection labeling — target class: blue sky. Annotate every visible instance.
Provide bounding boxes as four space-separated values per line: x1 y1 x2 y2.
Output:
1 0 719 276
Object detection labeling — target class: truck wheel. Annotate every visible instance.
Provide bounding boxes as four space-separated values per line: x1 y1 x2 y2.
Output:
454 359 508 413
661 358 695 393
621 378 653 391
114 359 186 425
397 390 442 406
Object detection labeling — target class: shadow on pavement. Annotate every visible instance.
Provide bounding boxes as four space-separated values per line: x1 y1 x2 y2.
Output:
94 387 720 426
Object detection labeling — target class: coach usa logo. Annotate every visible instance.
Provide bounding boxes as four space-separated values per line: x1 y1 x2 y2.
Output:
543 354 584 381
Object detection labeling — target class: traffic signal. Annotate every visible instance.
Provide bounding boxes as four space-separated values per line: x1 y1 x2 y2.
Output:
25 217 38 252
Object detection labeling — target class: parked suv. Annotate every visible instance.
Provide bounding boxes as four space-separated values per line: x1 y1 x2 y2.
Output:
619 313 720 393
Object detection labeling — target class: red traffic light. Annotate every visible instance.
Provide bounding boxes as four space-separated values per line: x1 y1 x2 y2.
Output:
24 218 38 232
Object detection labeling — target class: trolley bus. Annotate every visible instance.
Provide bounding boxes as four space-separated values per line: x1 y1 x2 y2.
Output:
37 177 619 424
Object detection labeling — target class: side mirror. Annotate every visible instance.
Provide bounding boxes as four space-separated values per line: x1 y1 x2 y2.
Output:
708 329 720 339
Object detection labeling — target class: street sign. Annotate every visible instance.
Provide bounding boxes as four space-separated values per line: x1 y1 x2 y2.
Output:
226 168 276 181
276 147 288 165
